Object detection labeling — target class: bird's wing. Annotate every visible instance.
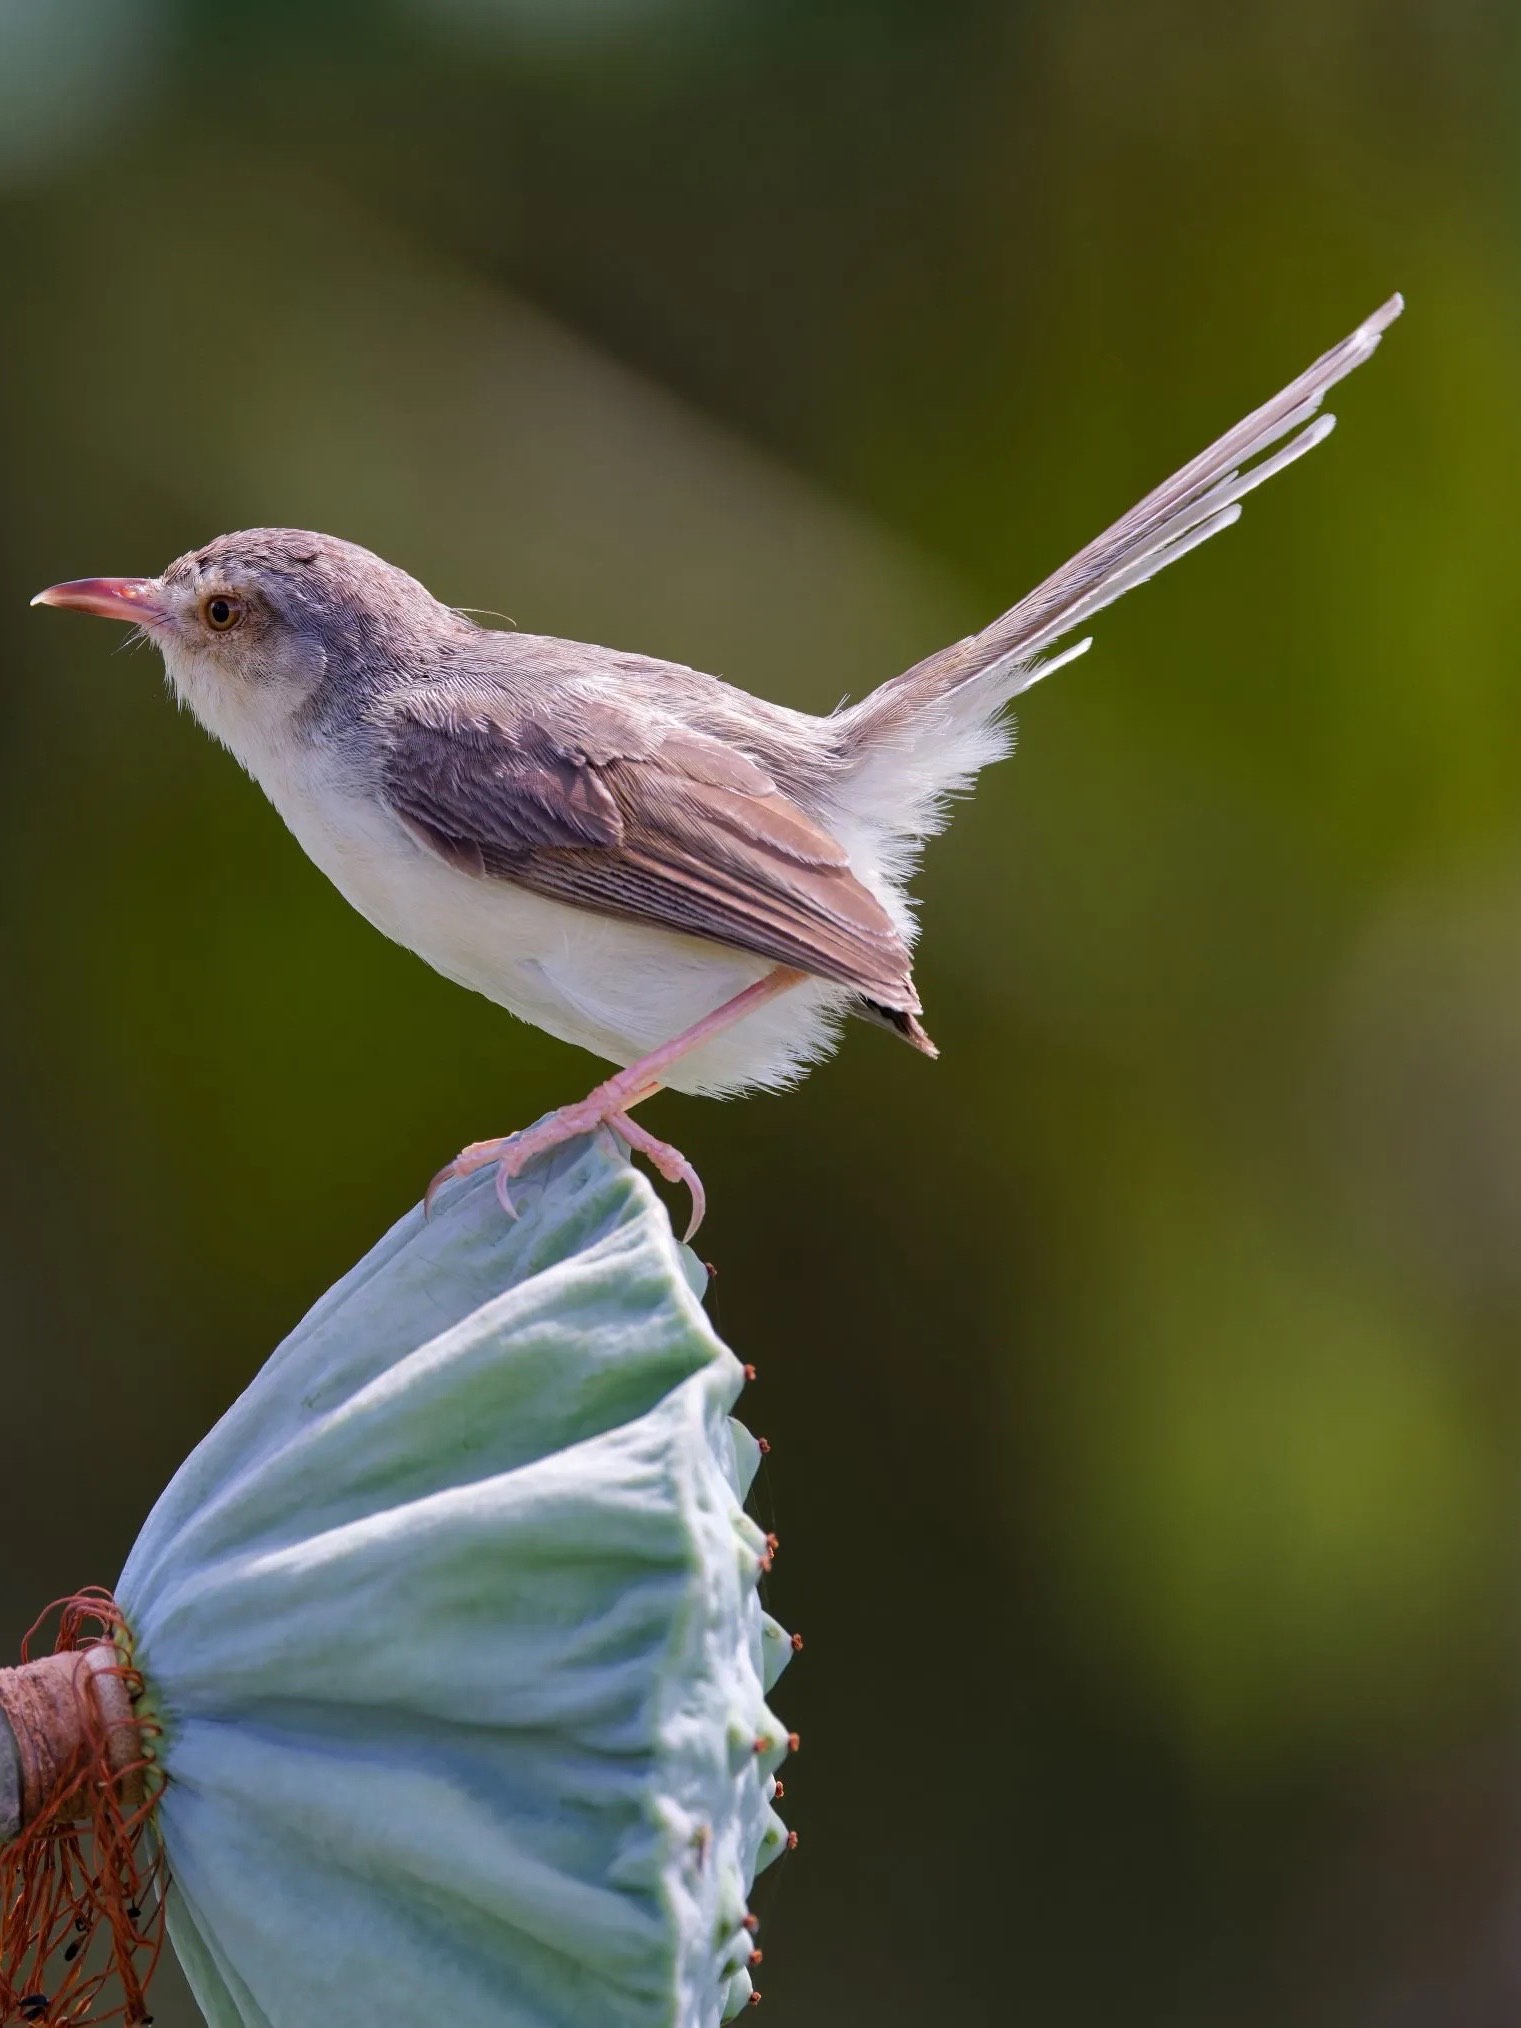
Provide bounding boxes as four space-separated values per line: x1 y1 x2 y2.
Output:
377 683 919 1009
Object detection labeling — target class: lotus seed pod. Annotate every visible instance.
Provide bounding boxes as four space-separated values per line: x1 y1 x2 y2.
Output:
4 1133 795 2027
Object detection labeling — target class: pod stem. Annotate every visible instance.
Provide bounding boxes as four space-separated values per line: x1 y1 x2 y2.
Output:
0 1592 166 2025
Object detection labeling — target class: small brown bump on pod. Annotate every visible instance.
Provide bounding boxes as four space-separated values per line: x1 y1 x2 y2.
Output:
742 1914 760 1933
790 1632 804 1652
772 1779 785 1800
749 1950 764 1967
748 1993 763 2008
786 1732 801 1753
743 1363 757 1382
756 1437 771 1455
785 1830 799 1851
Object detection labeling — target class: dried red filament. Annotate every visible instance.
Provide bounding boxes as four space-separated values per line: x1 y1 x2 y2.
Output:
0 1592 165 2025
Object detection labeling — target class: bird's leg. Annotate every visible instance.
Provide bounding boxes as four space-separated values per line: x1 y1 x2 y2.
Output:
428 966 808 1238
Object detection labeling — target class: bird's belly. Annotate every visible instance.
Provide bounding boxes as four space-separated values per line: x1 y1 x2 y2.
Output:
272 787 848 1095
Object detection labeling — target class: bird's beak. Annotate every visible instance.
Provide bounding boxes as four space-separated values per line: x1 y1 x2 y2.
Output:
30 577 168 625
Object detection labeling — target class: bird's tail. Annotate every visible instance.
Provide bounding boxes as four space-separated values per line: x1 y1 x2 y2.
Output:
832 295 1402 871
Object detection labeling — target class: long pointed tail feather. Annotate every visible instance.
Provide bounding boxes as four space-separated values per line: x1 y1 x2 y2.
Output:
853 294 1401 733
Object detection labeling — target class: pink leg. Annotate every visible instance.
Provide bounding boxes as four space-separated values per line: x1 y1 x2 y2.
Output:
427 967 807 1240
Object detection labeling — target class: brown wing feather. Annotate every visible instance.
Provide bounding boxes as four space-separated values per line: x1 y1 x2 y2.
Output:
378 686 919 1010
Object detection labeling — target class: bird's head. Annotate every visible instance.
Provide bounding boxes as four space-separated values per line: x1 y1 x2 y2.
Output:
33 528 464 763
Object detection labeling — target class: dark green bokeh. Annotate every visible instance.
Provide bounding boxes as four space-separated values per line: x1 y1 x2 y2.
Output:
2 3 1517 2021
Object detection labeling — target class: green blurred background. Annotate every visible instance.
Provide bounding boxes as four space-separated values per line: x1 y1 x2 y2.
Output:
1 2 1516 2021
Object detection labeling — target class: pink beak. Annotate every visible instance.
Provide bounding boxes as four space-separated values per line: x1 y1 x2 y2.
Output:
31 576 168 625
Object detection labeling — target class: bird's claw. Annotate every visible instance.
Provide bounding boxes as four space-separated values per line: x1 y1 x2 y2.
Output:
606 1112 708 1240
425 1133 516 1219
425 1098 707 1240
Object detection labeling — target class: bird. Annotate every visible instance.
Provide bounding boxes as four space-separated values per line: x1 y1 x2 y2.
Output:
33 296 1401 1236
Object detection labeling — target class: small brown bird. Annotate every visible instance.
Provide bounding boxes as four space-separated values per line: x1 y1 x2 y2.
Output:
34 297 1400 1232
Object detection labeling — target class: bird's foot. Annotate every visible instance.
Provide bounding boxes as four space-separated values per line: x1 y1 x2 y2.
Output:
609 1112 707 1240
426 1083 707 1239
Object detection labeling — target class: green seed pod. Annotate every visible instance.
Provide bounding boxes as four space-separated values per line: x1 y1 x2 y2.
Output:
105 1134 796 2026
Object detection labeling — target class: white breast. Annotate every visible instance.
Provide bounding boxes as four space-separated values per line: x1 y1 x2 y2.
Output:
245 741 850 1098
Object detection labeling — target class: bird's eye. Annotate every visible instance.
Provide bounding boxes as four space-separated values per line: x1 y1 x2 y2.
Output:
203 594 243 632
